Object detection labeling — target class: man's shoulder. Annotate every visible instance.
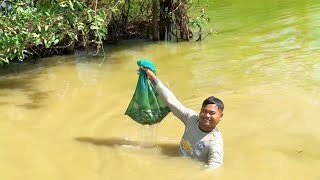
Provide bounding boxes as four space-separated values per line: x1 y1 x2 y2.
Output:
186 109 198 117
184 109 199 125
211 128 224 144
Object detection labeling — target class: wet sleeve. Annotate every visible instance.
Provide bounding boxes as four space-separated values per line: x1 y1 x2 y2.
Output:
153 78 193 124
206 143 224 169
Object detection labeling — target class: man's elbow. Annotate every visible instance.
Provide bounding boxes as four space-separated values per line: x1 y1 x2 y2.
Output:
205 162 222 169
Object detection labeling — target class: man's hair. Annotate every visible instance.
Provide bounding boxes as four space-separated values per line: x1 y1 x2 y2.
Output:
202 96 224 112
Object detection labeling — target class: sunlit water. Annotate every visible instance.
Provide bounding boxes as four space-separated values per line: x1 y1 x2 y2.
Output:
1 0 320 179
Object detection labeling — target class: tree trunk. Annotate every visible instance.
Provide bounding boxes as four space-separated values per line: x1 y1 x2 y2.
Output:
152 0 159 41
159 0 172 41
177 1 189 41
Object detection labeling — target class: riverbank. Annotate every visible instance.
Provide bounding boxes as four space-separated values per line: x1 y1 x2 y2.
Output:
0 0 209 66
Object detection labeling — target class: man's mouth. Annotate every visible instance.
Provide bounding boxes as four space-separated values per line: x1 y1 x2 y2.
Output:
202 118 210 123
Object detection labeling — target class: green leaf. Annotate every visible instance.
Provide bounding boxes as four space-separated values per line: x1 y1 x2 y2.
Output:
53 39 59 45
23 50 32 55
96 16 104 22
32 33 40 38
90 25 98 30
68 0 74 10
44 38 48 47
0 57 9 63
16 7 24 15
9 54 17 60
111 8 119 14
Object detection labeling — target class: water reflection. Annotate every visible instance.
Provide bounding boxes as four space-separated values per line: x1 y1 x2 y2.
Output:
0 75 49 110
74 53 105 86
312 63 320 80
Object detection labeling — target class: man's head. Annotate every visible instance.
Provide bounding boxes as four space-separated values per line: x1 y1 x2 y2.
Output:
198 96 224 132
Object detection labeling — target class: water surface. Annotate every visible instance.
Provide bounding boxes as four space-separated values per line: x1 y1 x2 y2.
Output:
0 0 320 179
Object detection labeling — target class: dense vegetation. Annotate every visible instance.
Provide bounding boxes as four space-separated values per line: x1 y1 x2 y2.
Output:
0 0 212 65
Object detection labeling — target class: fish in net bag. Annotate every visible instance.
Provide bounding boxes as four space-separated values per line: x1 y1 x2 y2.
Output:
125 60 170 125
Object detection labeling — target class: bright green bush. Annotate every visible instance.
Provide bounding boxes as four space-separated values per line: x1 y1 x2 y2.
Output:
0 0 109 64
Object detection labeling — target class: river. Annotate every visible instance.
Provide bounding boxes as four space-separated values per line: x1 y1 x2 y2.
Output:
0 0 319 179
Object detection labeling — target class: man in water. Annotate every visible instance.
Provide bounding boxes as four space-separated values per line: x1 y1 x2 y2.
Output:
141 68 224 168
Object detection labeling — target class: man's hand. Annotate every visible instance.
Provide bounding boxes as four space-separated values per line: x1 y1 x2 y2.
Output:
139 68 157 81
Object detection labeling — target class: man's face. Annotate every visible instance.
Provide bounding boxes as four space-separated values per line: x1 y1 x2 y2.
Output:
199 104 223 132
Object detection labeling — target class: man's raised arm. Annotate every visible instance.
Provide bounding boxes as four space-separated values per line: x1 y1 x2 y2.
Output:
141 68 194 124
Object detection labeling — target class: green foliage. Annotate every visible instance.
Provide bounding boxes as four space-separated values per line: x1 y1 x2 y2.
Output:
0 0 214 64
188 1 217 41
189 9 209 28
0 0 109 63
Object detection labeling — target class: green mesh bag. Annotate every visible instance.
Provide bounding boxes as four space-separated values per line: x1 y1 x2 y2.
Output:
125 60 170 125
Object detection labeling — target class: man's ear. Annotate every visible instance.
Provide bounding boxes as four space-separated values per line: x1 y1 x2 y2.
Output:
220 113 224 121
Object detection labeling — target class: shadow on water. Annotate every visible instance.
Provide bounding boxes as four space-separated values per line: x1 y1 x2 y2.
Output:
18 91 49 109
0 74 50 109
75 137 180 157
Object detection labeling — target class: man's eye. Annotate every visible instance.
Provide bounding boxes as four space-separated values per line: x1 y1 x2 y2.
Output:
202 111 209 114
201 110 215 115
